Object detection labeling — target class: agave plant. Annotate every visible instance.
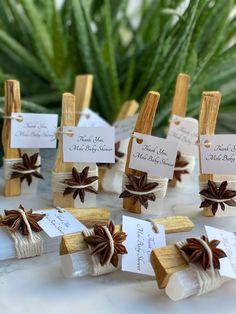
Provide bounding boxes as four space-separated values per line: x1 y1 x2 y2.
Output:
0 0 235 133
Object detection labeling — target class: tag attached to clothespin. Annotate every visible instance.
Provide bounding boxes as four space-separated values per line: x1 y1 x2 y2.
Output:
121 215 166 276
77 108 110 127
114 113 138 142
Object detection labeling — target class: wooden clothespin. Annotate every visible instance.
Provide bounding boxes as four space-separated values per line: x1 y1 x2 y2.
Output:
74 74 93 125
98 99 139 190
169 73 190 187
53 93 76 208
198 91 222 216
2 80 21 196
123 91 160 213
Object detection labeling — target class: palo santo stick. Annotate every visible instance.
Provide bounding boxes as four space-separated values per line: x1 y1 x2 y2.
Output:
198 91 222 216
99 99 139 190
169 73 190 187
123 91 160 213
74 74 93 125
60 215 194 255
151 244 188 289
2 80 21 196
53 93 75 208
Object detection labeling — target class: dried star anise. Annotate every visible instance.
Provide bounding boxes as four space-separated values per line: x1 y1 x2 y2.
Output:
97 142 125 168
181 236 227 270
0 204 45 236
11 153 44 186
63 166 98 203
200 180 236 215
84 221 127 267
172 151 189 182
119 172 158 209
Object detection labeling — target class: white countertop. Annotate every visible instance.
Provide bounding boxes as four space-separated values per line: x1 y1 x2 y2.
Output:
0 150 236 314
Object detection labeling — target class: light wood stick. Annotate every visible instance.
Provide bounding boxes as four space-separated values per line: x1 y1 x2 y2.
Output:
123 91 160 213
74 74 93 124
2 80 21 196
198 91 222 216
60 215 194 255
151 244 188 289
53 93 75 207
169 73 190 187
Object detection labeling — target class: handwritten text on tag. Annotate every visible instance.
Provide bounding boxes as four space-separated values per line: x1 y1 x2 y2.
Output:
11 113 58 148
129 132 178 179
167 115 198 156
205 226 236 279
63 126 115 163
77 108 110 127
200 135 236 174
36 209 87 238
114 114 138 143
122 216 166 276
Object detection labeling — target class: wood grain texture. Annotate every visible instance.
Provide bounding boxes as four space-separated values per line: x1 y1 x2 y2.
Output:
2 80 21 196
60 215 194 255
123 91 160 213
198 91 222 216
53 93 75 207
74 74 93 124
151 244 188 289
169 73 190 187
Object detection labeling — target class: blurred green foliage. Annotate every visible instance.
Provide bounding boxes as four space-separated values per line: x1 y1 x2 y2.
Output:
0 0 235 133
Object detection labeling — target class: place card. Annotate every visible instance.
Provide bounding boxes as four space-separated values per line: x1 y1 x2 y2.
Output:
10 113 58 148
122 216 166 276
77 108 110 127
35 208 87 238
167 115 198 155
200 134 236 174
205 225 236 279
129 132 178 179
113 114 138 142
63 126 115 163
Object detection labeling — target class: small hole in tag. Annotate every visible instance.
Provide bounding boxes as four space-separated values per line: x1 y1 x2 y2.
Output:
204 140 211 148
16 115 23 122
85 114 90 119
136 138 143 144
174 120 180 125
67 130 74 137
56 207 65 213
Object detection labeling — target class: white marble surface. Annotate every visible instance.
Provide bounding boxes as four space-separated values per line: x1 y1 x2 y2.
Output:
0 150 236 314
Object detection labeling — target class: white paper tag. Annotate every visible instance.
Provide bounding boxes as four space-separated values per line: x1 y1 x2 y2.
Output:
63 126 115 163
200 135 236 174
77 108 110 127
10 113 58 148
205 225 236 279
122 216 166 276
129 132 178 179
113 114 138 143
167 115 198 156
36 208 87 238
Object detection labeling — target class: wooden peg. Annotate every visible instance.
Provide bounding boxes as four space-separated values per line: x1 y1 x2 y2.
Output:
2 80 21 196
60 215 194 256
198 91 222 216
123 91 160 213
151 244 188 289
53 93 76 207
169 73 190 187
74 74 93 124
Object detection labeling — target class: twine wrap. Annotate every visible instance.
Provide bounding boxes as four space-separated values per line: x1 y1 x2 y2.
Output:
176 238 224 296
3 156 41 180
82 227 118 276
7 208 43 259
199 180 236 203
175 154 195 173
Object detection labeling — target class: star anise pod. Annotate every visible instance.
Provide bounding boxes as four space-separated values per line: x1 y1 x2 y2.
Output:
172 151 189 182
181 236 227 270
11 153 44 186
200 180 236 215
119 172 158 209
84 221 127 267
63 166 98 203
0 204 45 236
97 142 125 168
